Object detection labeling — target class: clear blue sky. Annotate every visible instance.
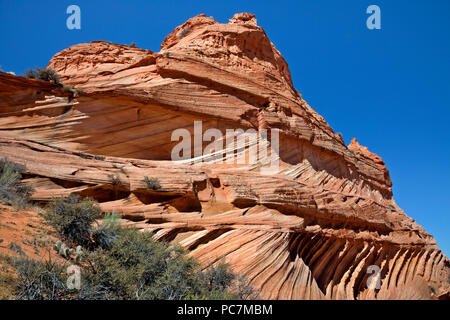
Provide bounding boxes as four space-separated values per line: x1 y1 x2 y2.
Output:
1 0 449 255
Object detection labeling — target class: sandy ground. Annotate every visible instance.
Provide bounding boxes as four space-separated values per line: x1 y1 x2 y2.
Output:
0 204 58 299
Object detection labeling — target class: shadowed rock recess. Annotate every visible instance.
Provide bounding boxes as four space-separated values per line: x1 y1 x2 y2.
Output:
0 13 448 300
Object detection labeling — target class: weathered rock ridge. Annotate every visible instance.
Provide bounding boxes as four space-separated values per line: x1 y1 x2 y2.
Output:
0 13 448 299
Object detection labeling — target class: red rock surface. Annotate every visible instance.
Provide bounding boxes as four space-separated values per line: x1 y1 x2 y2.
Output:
0 13 448 299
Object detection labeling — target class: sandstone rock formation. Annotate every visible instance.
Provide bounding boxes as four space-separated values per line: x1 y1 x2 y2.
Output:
0 13 448 299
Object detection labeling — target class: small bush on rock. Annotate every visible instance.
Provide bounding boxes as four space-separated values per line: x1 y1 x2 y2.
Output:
62 84 84 95
177 29 191 38
0 158 34 208
143 176 161 190
43 195 101 247
24 67 61 85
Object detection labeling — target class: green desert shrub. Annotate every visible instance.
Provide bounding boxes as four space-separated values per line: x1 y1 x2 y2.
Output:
11 256 71 300
201 260 235 293
8 242 24 256
108 174 121 186
83 228 203 299
177 29 191 38
24 67 61 85
81 228 255 300
143 176 161 190
62 84 84 95
199 261 258 300
91 212 121 250
43 195 102 247
0 158 34 208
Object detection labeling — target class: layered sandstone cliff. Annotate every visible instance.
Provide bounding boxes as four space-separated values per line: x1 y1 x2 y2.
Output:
0 13 448 299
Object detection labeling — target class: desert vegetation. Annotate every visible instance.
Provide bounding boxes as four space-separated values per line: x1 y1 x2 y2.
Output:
177 28 191 38
62 84 84 95
24 67 61 85
143 176 161 190
0 158 34 208
23 67 83 95
42 195 102 248
3 194 257 300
